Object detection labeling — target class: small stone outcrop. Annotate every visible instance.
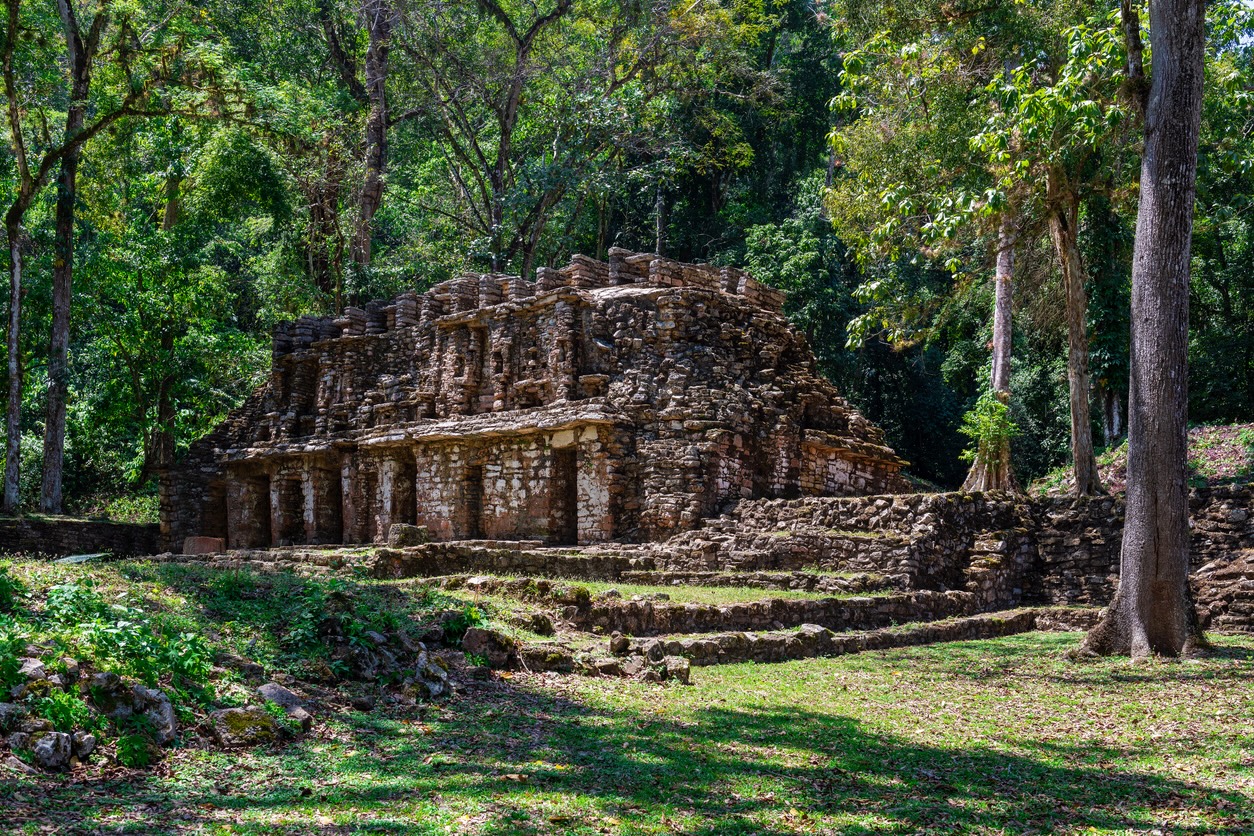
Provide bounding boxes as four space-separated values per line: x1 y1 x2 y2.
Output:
256 682 313 732
209 706 284 748
461 627 518 669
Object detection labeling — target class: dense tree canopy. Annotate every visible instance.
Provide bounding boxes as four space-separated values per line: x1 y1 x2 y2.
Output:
1 0 1252 515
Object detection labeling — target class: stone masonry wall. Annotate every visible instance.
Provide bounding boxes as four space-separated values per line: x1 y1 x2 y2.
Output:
667 487 1254 629
163 249 909 553
0 517 160 557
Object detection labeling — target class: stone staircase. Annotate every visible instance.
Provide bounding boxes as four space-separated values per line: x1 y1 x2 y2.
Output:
149 491 1134 678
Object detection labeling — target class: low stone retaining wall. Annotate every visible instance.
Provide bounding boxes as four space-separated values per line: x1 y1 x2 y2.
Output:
618 607 1102 667
370 542 656 580
616 569 891 594
570 590 977 637
0 516 159 557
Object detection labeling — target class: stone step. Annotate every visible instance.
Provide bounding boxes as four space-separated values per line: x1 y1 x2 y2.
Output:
568 590 977 638
616 569 895 594
612 606 1101 668
370 543 657 580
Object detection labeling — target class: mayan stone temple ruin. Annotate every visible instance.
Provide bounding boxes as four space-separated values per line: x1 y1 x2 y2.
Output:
161 249 909 552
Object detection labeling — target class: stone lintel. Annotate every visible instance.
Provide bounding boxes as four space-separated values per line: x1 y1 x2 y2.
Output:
802 429 909 469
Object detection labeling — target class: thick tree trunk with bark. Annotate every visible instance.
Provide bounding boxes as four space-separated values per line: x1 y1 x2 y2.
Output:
1047 171 1103 496
963 215 1019 493
1080 0 1207 659
40 0 108 512
39 146 79 513
351 0 391 266
2 218 22 512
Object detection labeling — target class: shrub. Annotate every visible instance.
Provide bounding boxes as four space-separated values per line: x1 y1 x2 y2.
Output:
444 604 488 644
959 390 1020 466
0 626 29 689
44 579 110 623
116 732 156 768
34 690 102 734
0 563 25 613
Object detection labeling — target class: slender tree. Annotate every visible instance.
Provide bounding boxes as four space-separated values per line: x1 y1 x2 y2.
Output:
962 216 1020 492
1080 0 1207 658
39 0 110 514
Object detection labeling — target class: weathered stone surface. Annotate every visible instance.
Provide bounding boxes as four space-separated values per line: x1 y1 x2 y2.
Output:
88 673 177 745
163 250 908 553
388 524 431 547
18 658 45 681
0 703 23 732
209 706 283 748
462 627 518 668
0 517 158 557
183 536 225 555
662 655 691 684
29 731 72 770
71 731 97 758
411 651 452 700
256 683 313 732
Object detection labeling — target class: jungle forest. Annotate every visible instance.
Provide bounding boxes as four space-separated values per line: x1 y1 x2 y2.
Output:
1 0 1253 833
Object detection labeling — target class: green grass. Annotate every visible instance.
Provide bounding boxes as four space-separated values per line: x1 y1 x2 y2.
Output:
554 580 861 605
4 627 1252 835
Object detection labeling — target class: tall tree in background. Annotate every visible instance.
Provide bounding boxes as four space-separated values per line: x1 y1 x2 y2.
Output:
1080 0 1207 658
2 0 186 512
319 0 396 269
396 0 678 276
961 217 1019 492
39 0 110 514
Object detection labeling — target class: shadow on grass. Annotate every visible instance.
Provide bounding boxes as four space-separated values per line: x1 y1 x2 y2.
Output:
6 668 1253 836
5 563 1251 834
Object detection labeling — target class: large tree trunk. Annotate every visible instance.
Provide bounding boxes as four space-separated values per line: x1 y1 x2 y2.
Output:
39 145 79 514
2 218 22 513
1047 171 1103 495
963 215 1019 493
1080 0 1207 659
351 0 391 266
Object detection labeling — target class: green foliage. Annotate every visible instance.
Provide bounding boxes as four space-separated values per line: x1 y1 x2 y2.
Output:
0 625 30 690
41 579 213 687
0 562 27 613
116 731 156 769
959 392 1019 466
444 604 490 645
34 690 102 735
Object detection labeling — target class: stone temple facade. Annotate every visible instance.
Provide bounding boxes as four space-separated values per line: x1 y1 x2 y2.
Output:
161 249 909 552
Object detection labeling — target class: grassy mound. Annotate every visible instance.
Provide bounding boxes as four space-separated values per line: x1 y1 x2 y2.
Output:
1031 422 1254 495
0 560 499 772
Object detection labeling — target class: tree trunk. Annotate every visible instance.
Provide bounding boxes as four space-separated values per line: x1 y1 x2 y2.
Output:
351 0 391 266
39 144 80 513
2 218 22 513
963 215 1019 493
1080 0 1207 659
1101 385 1123 448
1047 172 1103 495
655 181 667 256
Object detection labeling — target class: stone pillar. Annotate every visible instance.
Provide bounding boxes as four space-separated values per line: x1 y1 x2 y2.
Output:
303 464 344 545
226 473 271 549
549 301 577 401
340 455 362 544
269 472 304 546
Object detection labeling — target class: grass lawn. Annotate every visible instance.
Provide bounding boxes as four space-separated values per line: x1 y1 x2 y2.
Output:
4 629 1252 835
449 578 863 606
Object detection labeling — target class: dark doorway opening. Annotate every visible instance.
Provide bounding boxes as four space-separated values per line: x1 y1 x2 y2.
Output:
203 481 228 540
311 469 343 545
551 447 578 545
464 463 484 539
